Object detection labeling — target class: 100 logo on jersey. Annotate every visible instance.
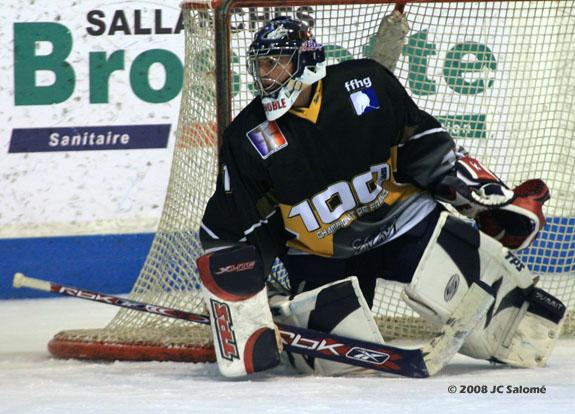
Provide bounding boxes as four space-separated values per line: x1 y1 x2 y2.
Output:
287 163 391 239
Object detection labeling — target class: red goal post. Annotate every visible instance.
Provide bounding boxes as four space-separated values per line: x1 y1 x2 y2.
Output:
48 0 575 362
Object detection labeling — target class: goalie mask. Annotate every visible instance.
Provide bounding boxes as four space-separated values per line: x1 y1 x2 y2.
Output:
248 17 326 121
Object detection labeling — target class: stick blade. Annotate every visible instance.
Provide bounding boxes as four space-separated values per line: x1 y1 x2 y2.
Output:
422 283 495 376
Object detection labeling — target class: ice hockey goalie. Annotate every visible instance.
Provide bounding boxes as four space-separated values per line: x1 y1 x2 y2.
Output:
195 15 566 377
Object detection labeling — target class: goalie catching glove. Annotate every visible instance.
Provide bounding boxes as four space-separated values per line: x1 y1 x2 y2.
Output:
476 179 549 250
196 245 281 377
434 154 549 250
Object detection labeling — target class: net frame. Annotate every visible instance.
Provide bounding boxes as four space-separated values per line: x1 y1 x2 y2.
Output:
48 0 575 362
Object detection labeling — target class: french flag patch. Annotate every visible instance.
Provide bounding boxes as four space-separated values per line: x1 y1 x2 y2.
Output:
246 121 288 159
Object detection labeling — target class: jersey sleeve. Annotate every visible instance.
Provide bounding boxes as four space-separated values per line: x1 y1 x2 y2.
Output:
380 66 456 190
199 128 286 274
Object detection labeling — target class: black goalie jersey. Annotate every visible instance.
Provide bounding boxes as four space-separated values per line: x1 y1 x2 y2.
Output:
200 59 455 273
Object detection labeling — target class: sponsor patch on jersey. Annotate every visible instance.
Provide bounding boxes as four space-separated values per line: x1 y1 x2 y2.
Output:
349 87 380 116
344 77 380 116
246 120 288 159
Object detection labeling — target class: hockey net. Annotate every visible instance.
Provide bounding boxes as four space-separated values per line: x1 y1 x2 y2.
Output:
49 0 575 361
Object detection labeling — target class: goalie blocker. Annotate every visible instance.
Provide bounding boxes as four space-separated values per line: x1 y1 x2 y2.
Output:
196 245 281 377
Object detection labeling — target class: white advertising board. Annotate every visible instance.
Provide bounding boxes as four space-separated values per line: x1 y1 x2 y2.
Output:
0 1 185 238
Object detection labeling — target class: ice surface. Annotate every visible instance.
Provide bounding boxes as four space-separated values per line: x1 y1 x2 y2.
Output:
1 298 573 414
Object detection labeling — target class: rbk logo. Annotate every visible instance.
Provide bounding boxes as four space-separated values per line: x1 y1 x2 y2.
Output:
346 347 390 365
280 331 344 355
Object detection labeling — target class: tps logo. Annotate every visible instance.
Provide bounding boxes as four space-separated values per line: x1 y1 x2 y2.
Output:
211 300 239 361
344 77 380 116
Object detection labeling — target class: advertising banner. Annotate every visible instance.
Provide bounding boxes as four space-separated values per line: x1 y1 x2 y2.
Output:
1 1 184 239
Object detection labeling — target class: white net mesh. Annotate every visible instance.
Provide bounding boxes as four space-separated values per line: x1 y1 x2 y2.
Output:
49 0 575 360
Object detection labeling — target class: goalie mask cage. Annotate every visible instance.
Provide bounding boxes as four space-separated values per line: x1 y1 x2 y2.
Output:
49 0 575 362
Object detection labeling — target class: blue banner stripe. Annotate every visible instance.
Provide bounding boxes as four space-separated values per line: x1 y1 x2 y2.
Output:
521 217 575 274
0 233 153 299
9 124 170 153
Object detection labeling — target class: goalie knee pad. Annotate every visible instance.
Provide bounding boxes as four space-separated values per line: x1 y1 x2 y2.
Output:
403 211 565 367
270 276 384 376
197 245 280 377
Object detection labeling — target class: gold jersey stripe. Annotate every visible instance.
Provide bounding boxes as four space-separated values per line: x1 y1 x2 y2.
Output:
289 80 323 124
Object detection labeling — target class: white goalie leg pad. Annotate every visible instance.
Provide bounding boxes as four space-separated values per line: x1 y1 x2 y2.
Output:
403 211 566 367
487 287 566 367
197 246 281 377
270 276 385 376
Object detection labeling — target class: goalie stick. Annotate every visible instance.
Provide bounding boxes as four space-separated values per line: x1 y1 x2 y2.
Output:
12 272 493 378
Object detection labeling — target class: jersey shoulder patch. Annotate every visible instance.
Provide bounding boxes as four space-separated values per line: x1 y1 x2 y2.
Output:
245 120 288 159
